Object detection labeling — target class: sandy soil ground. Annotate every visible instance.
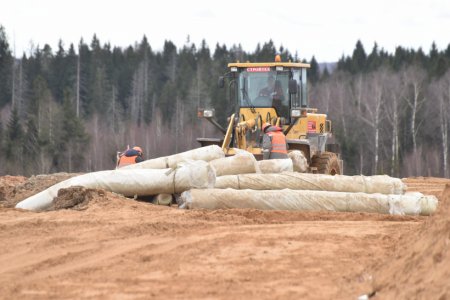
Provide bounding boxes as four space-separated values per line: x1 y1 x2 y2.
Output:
0 175 448 299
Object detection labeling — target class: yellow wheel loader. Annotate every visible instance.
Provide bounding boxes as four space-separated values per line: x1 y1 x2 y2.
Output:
198 56 342 175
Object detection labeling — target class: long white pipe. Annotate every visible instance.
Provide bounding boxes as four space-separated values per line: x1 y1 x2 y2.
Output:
215 173 407 195
180 189 438 216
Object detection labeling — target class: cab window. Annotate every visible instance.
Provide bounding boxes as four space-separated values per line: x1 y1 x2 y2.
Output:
238 70 290 116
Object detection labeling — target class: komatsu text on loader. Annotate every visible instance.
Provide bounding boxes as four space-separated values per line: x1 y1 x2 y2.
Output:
198 56 342 175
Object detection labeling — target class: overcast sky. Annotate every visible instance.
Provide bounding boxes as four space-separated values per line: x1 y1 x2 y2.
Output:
1 0 449 62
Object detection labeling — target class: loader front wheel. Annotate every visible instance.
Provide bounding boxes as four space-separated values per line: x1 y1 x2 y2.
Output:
311 152 341 175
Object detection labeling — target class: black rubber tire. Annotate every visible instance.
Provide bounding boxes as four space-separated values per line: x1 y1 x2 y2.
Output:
310 152 341 175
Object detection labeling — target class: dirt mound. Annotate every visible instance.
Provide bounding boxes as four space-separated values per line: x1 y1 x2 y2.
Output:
358 183 450 299
0 176 27 201
0 173 79 208
347 178 450 299
48 187 107 210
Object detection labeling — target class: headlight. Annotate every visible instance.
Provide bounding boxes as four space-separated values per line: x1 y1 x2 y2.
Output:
203 109 215 118
291 109 301 118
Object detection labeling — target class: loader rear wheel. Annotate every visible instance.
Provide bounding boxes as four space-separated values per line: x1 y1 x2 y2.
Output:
311 152 341 175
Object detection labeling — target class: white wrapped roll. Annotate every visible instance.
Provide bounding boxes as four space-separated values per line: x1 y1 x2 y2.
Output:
215 173 407 195
16 161 215 211
288 150 308 173
209 149 260 176
123 145 224 169
257 159 293 173
179 189 438 216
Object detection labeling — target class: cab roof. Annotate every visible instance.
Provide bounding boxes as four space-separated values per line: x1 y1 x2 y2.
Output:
228 62 310 68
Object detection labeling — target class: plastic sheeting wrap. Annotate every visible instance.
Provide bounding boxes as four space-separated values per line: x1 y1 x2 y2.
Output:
209 149 260 176
179 189 438 216
122 145 224 169
16 161 215 211
288 150 308 173
257 159 293 173
214 173 407 195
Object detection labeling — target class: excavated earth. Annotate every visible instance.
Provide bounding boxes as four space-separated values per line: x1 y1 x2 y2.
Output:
0 174 448 299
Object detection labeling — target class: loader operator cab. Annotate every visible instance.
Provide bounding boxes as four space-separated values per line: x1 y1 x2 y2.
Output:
235 66 308 122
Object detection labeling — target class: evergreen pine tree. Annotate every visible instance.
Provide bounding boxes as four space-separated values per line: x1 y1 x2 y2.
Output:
337 55 348 71
278 45 292 62
77 38 91 117
55 89 89 171
26 47 43 84
367 42 381 71
309 56 320 84
252 43 261 62
157 81 177 125
445 44 450 60
50 40 68 102
195 39 213 115
392 46 407 70
230 44 245 63
163 40 177 81
29 75 57 172
23 116 40 175
321 66 330 81
254 40 276 62
351 40 367 73
211 44 230 125
413 47 427 68
41 44 54 79
428 42 447 77
177 43 196 100
434 56 448 78
230 43 246 62
0 25 12 108
4 107 24 174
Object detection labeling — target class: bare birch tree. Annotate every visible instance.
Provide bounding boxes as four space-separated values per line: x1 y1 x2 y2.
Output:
356 70 386 174
383 71 405 176
402 66 427 175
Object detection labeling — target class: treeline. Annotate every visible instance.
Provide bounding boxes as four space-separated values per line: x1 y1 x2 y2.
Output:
0 25 294 175
311 41 450 177
0 24 449 177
